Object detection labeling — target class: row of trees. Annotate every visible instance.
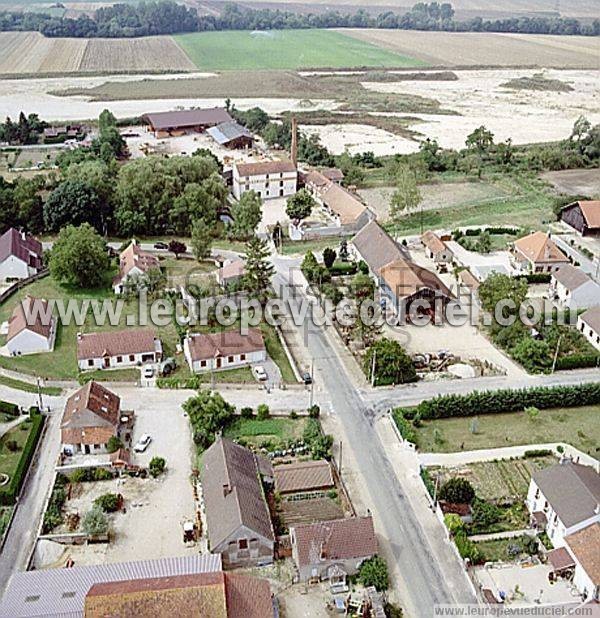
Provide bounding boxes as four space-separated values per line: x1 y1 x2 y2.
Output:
0 113 47 145
3 2 598 37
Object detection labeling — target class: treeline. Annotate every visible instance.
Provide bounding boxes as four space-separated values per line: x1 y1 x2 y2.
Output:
1 1 598 38
0 113 47 145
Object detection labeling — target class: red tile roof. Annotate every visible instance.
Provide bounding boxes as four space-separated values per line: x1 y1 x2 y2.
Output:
7 296 52 343
565 523 600 586
292 516 377 568
77 327 159 360
61 381 120 446
235 159 296 177
186 328 265 362
0 228 42 268
84 571 273 618
113 241 160 286
514 231 569 264
141 108 232 131
422 230 448 255
274 460 335 494
578 201 600 229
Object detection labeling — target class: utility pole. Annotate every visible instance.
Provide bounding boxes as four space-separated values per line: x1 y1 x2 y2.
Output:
551 334 563 374
308 359 315 409
338 440 343 479
36 376 43 411
370 348 377 387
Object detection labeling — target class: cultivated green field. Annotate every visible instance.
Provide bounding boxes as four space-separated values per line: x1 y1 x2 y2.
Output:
174 29 423 70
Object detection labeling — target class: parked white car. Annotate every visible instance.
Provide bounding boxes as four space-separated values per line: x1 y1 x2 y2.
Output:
142 365 154 379
253 365 268 381
134 434 152 452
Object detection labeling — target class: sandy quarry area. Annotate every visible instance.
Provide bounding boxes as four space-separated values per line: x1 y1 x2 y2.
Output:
302 68 600 155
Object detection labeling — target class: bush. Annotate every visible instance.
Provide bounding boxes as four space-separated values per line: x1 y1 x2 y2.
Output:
0 413 44 506
5 440 19 452
256 404 270 421
70 468 89 483
82 506 109 537
0 400 19 417
308 405 320 419
555 353 600 370
94 467 113 481
329 261 357 276
454 530 482 563
149 456 166 478
521 273 551 284
94 493 121 513
290 410 298 420
420 467 435 498
393 411 418 444
241 407 254 419
106 436 123 454
303 418 333 460
416 383 600 420
439 478 475 504
470 499 502 532
358 556 389 591
523 449 553 458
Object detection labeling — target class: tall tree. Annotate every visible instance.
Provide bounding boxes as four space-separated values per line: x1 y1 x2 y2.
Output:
191 219 212 261
478 272 528 316
229 190 262 239
43 179 102 232
49 223 110 288
242 237 274 304
389 165 421 227
285 188 315 222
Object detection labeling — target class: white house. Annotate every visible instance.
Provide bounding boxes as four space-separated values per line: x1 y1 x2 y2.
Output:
6 296 56 356
0 228 43 281
421 230 453 269
183 328 265 373
564 523 600 602
526 461 600 548
232 160 297 200
512 231 570 274
113 241 160 294
77 328 162 371
550 264 600 310
578 306 600 352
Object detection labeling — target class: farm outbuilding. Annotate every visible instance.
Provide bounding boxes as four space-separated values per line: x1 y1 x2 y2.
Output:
207 121 253 149
141 107 233 138
560 200 600 236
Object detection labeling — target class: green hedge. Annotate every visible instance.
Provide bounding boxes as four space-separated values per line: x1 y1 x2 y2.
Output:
520 273 552 284
0 401 20 417
555 354 600 371
328 262 357 276
0 412 44 506
414 383 600 420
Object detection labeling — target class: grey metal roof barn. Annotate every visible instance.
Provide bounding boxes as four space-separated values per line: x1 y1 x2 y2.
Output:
207 121 253 146
0 554 222 617
142 108 232 132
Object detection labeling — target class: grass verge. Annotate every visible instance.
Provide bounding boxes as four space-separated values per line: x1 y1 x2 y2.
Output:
0 375 62 396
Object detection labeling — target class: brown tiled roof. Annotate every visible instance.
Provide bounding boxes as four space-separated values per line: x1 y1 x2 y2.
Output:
305 170 330 188
292 516 377 568
352 221 407 274
235 159 296 177
421 230 448 255
113 241 160 286
578 201 600 229
84 572 272 618
552 264 592 291
0 228 42 268
458 269 480 291
6 296 52 343
202 437 274 550
580 306 600 334
61 381 120 446
533 461 600 528
274 460 335 494
514 231 569 264
318 182 367 225
186 328 264 362
547 547 576 572
218 259 246 282
142 108 232 131
110 448 131 465
77 327 159 360
565 523 600 586
322 168 344 182
379 258 453 300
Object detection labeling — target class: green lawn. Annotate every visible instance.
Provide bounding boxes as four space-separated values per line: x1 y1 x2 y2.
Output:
224 416 308 449
389 176 555 236
415 405 600 455
0 375 62 396
280 237 338 256
474 536 536 562
0 420 33 478
174 29 423 70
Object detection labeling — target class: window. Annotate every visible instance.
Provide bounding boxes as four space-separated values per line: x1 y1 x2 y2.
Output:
129 354 135 362
116 356 122 363
240 354 246 361
25 596 40 603
534 489 540 499
88 359 93 367
61 592 76 599
228 356 234 363
200 360 207 367
239 539 248 549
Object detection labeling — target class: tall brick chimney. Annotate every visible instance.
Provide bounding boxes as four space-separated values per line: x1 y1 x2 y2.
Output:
290 116 298 168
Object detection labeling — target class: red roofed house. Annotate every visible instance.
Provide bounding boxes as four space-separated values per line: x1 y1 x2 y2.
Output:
60 381 127 455
560 200 600 236
84 571 274 618
77 328 162 371
512 231 570 273
290 516 377 586
233 160 297 200
183 328 266 373
113 240 161 294
0 228 43 281
217 258 246 288
6 296 56 356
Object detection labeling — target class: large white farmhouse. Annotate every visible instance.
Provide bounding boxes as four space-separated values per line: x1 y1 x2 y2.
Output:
232 160 297 200
550 264 600 310
0 228 43 281
6 296 56 356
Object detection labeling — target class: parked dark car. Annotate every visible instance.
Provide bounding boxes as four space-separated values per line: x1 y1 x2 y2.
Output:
302 371 312 385
154 241 168 250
